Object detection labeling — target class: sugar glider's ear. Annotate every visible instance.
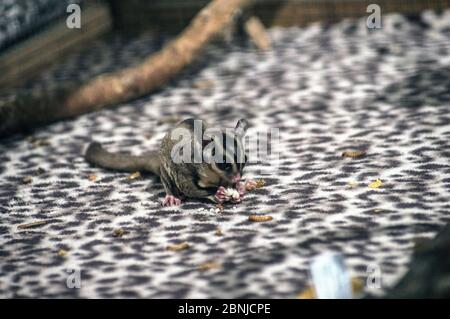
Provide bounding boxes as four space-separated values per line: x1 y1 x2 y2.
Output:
235 119 249 137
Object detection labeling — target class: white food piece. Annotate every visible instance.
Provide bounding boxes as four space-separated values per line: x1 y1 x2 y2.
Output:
224 188 240 200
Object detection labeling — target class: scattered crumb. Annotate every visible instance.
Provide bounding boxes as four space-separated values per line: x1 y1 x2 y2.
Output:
128 171 141 180
215 204 224 212
167 242 190 252
198 262 221 271
342 150 366 158
157 117 181 125
22 176 33 184
88 174 97 182
113 228 127 237
347 181 358 188
215 227 223 236
248 215 273 222
245 183 257 192
368 178 382 189
57 249 68 257
297 277 364 299
28 137 50 148
297 286 316 299
17 220 47 230
245 179 265 192
192 80 214 89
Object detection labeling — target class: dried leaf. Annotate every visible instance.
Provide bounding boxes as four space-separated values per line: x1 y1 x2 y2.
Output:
342 150 366 158
255 179 265 188
88 174 97 182
199 262 221 271
351 277 364 295
128 171 141 180
215 227 223 236
17 220 47 229
57 249 68 257
167 242 190 252
113 228 127 237
369 178 382 189
28 137 50 148
248 215 273 222
22 176 33 184
215 204 224 212
297 286 316 299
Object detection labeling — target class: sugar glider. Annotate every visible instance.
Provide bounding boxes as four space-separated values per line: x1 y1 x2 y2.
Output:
85 118 249 206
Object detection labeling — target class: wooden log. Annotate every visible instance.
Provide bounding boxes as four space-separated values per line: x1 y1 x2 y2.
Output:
244 16 271 51
0 0 255 138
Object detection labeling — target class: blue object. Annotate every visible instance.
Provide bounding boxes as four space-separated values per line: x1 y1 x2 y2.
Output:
310 252 353 299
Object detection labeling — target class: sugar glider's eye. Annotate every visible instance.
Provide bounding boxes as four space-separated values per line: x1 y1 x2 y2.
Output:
217 162 233 172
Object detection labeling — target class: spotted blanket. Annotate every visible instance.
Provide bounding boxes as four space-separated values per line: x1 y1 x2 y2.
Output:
1 10 450 298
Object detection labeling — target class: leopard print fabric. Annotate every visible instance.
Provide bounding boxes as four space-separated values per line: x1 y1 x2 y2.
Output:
1 10 450 298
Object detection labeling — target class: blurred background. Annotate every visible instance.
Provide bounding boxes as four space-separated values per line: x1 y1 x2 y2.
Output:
2 0 450 89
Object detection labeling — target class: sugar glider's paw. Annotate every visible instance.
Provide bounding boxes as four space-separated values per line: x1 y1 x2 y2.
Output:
162 195 182 206
214 186 227 203
236 181 247 196
215 186 242 203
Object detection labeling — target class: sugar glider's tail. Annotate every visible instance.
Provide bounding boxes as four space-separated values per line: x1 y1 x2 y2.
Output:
85 142 160 176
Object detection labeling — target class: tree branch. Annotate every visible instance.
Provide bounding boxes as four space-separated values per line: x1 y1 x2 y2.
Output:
0 0 256 137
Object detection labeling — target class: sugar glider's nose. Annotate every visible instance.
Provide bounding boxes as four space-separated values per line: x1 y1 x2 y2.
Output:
231 173 241 183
